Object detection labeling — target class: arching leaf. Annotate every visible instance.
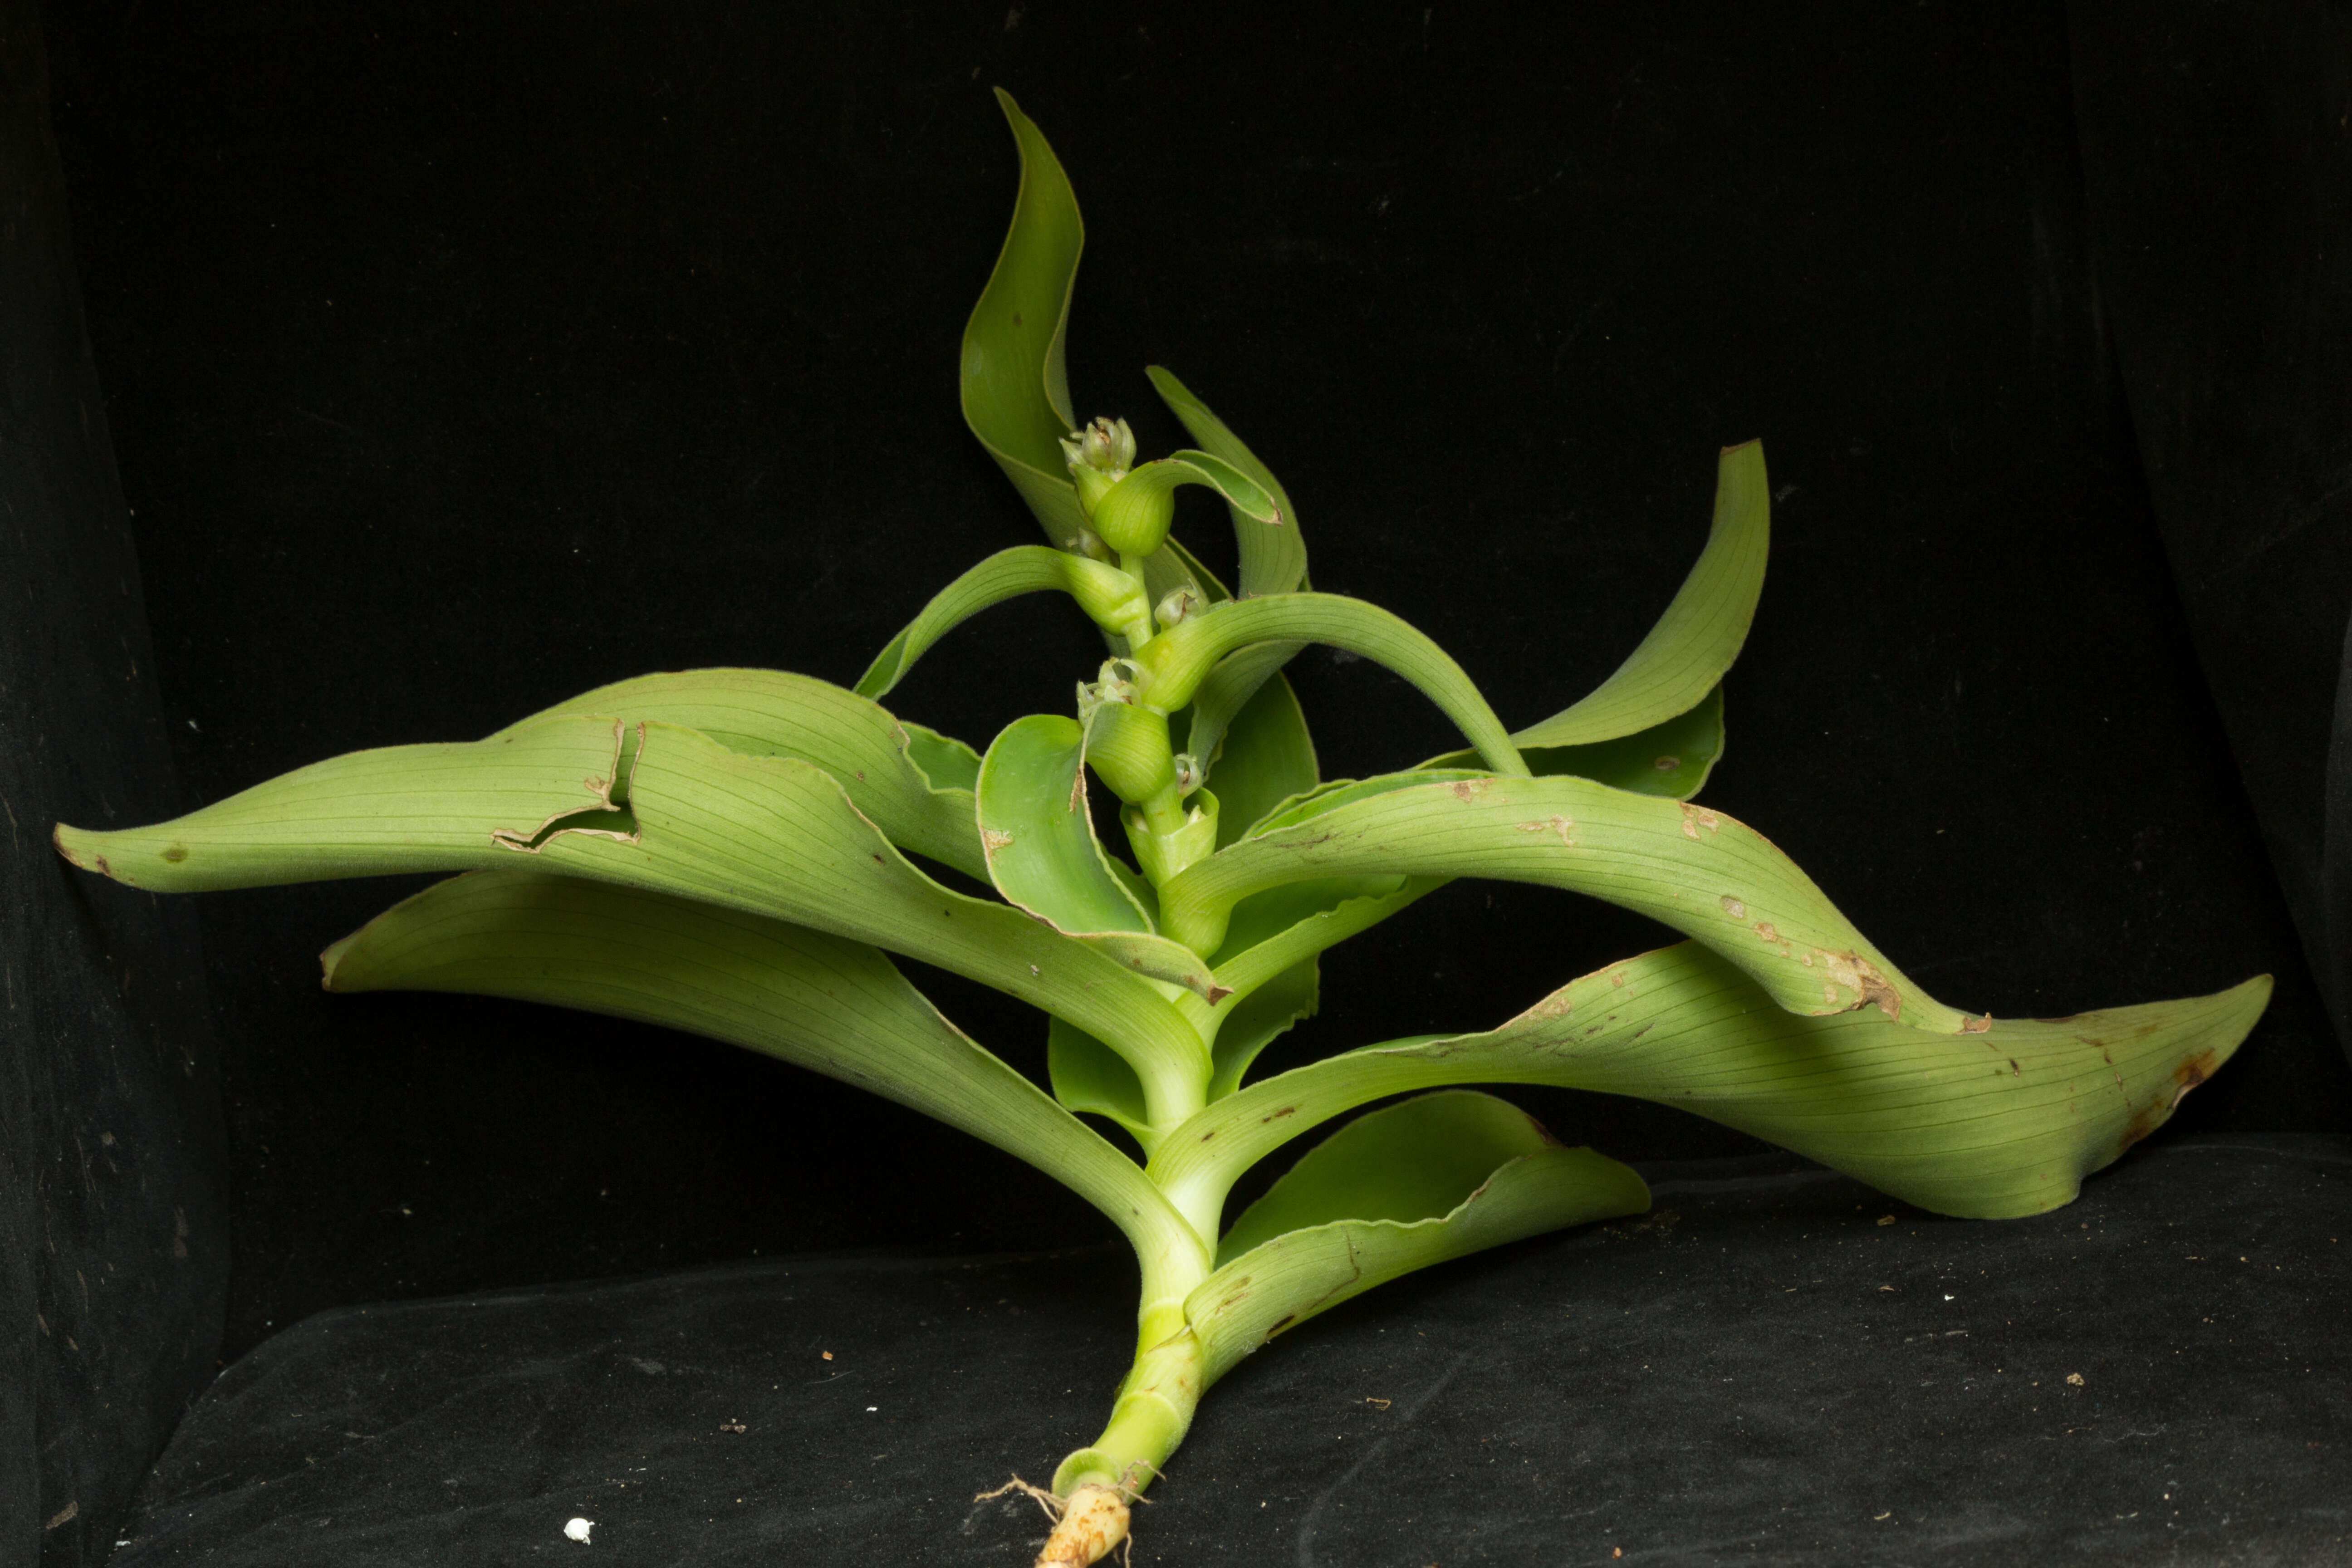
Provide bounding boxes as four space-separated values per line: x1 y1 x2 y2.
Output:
321 869 1196 1264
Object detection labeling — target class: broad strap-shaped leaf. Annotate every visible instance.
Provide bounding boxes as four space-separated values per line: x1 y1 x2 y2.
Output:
1159 771 1977 1033
1138 593 1526 777
1049 1016 1155 1149
1512 441 1769 748
1196 875 1443 1029
975 714 1219 996
1195 662 1320 846
1185 1097 1648 1385
322 869 1199 1266
961 89 1092 547
855 547 1149 701
1204 958 1320 1100
54 716 1213 1114
503 667 987 881
1153 941 2272 1224
1146 365 1307 597
1421 684 1727 801
1105 451 1283 529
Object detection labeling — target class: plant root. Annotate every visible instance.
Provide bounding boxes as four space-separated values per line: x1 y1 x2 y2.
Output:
976 1475 1135 1567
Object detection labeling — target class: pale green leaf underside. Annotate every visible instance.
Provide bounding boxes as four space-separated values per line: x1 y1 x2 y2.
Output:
54 716 1211 1088
855 547 1137 703
1218 1088 1578 1263
1146 365 1307 598
322 869 1195 1262
1514 441 1769 749
962 89 1088 544
1186 1131 1649 1387
975 714 1218 998
1155 941 2271 1222
500 667 987 881
1423 684 1727 801
1048 1016 1155 1146
1143 593 1525 777
1161 771 1976 1033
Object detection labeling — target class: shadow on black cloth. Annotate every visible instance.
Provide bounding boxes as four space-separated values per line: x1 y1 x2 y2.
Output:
116 1137 2351 1567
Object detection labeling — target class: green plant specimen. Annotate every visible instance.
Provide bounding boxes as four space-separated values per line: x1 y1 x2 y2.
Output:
52 93 2266 1568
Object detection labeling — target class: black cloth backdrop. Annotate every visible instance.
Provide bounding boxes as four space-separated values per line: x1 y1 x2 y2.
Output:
0 1 225 1563
37 0 2352 1351
2069 2 2352 1063
15 0 2352 1558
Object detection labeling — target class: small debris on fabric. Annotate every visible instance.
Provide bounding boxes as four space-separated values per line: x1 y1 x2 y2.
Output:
2066 1372 2085 1386
564 1518 594 1543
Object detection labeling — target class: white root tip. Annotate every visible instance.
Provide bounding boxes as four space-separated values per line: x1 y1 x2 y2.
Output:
1035 1483 1130 1567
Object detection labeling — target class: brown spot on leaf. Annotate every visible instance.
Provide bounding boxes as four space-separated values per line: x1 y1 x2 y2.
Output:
1821 951 1902 1020
1654 755 1681 773
1755 920 1780 944
1958 1014 1993 1034
1449 779 1491 803
1679 804 1722 839
980 829 1014 856
1720 895 1746 918
93 856 110 877
161 843 188 863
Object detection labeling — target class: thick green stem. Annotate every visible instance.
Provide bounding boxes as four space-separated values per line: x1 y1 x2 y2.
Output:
1051 1240 1213 1498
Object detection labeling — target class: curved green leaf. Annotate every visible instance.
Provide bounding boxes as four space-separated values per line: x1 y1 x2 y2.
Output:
1196 664 1319 846
1218 1089 1592 1262
54 716 1215 1117
1201 876 1443 1025
1108 452 1282 528
1160 770 1976 1033
1422 684 1727 801
975 715 1220 999
961 90 1091 545
1048 1015 1155 1148
322 868 1197 1264
1155 942 2271 1224
1205 958 1320 1100
1514 441 1769 748
1185 1116 1647 1386
1139 593 1525 777
855 547 1148 701
503 667 987 881
1146 365 1307 597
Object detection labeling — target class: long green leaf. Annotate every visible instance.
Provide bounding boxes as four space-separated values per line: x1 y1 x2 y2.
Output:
1139 593 1525 777
1218 1089 1602 1262
503 667 987 881
855 547 1147 701
1186 1116 1647 1386
1048 1016 1155 1147
322 869 1198 1264
975 714 1219 998
1513 441 1769 748
1153 941 2271 1224
1421 684 1727 802
1146 366 1307 597
54 716 1214 1114
1159 771 1978 1033
961 89 1091 546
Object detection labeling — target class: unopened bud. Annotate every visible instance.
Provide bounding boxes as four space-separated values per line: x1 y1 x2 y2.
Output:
1155 588 1201 630
1063 417 1136 519
1171 752 1204 795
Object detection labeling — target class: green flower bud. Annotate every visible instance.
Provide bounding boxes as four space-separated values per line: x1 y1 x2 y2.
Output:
1085 696 1176 804
1154 588 1201 631
1062 417 1136 519
1091 470 1177 557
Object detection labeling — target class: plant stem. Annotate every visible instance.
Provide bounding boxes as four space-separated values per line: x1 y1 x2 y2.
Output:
1050 1238 1213 1499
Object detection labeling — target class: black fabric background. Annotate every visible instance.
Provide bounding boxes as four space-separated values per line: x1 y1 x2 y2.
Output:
108 1139 2352 1565
2070 2 2352 1057
0 1 225 1561
32 0 2352 1384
